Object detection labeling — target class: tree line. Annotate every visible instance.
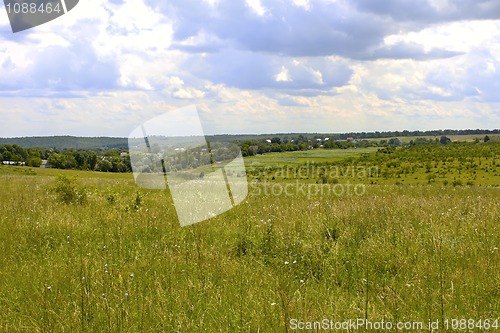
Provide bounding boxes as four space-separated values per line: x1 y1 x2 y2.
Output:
238 134 495 156
1 129 498 150
1 133 495 171
0 144 132 172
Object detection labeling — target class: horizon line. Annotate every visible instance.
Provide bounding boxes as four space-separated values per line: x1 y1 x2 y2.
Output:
1 128 499 139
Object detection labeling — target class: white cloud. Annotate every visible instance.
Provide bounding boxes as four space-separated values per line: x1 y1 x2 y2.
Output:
245 0 267 16
384 20 500 54
292 0 311 11
275 66 291 82
1 0 499 137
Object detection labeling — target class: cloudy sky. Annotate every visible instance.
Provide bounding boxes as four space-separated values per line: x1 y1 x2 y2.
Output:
1 0 500 137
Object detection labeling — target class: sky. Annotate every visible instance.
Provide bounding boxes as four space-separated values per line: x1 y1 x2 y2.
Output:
1 0 500 137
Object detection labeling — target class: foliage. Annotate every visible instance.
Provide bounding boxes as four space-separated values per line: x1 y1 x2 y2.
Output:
246 141 500 187
0 144 131 173
0 136 129 149
52 175 88 205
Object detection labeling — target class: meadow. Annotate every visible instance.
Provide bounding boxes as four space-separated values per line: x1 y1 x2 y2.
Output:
0 142 498 332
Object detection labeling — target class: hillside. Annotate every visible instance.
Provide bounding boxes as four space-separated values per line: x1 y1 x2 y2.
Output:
1 129 498 150
0 136 128 150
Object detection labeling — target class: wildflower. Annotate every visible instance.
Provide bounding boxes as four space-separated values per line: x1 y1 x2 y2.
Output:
292 260 297 264
104 263 108 268
300 280 304 283
47 286 51 290
82 277 86 280
130 273 134 278
102 293 106 298
103 245 107 250
284 261 289 265
125 292 129 297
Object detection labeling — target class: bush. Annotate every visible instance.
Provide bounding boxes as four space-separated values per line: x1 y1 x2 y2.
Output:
52 176 87 205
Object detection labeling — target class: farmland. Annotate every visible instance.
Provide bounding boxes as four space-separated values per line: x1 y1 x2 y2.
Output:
0 141 498 332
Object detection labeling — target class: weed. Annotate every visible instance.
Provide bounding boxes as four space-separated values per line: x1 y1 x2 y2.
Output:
52 175 87 205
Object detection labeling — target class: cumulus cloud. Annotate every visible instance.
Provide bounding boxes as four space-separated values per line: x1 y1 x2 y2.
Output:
0 41 120 92
353 0 500 23
181 48 352 94
155 0 485 61
1 0 499 136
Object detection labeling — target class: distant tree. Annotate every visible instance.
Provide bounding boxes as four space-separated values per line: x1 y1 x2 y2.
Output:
97 158 113 172
74 150 87 169
27 157 42 167
61 152 77 169
484 135 490 142
88 152 98 170
47 153 62 168
109 156 131 172
2 151 13 162
388 138 403 146
440 136 451 145
271 137 281 144
323 141 335 149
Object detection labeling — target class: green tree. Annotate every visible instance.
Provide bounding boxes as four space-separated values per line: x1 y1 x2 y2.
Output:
440 136 451 145
97 158 113 172
1 151 11 161
27 157 42 167
88 152 98 170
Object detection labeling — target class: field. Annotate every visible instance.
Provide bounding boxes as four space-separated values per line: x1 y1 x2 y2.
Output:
0 142 499 332
364 133 500 144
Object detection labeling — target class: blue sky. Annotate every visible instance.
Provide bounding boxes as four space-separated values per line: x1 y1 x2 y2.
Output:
1 0 500 137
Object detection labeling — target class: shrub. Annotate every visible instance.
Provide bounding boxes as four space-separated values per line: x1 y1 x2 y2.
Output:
52 176 87 205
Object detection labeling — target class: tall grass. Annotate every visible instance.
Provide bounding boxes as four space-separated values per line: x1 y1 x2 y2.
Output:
0 172 498 332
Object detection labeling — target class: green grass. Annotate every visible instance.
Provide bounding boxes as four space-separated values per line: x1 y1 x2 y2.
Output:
246 147 378 167
246 142 500 187
0 145 499 332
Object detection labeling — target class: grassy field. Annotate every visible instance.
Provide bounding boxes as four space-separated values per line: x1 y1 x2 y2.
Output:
247 142 500 187
246 148 379 167
0 144 499 332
